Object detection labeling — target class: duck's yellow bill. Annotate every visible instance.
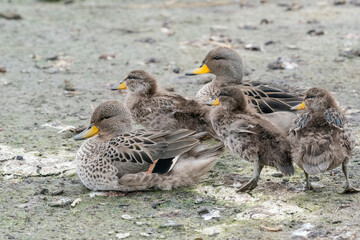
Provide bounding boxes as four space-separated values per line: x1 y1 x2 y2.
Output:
185 63 210 76
206 98 220 106
291 102 306 110
74 125 100 140
111 82 127 90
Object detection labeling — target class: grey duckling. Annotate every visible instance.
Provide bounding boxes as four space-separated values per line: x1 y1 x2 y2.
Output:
290 87 358 193
208 86 295 192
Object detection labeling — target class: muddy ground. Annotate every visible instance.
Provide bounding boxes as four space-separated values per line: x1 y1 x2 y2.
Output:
1 0 360 239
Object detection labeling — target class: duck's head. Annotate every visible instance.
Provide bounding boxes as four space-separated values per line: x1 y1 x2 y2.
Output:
186 47 243 83
291 87 337 112
74 100 132 140
207 86 247 112
111 70 158 95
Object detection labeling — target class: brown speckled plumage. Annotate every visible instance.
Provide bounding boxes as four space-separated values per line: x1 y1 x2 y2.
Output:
187 47 303 113
209 86 294 192
289 87 358 193
75 100 223 191
119 70 216 137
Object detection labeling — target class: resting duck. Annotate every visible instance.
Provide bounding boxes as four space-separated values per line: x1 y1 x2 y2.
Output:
289 87 358 193
74 100 223 192
186 46 303 114
208 86 294 192
112 70 216 138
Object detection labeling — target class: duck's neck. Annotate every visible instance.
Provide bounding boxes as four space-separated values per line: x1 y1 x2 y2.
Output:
214 74 242 86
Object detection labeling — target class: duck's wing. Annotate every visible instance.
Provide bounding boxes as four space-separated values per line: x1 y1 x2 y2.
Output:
324 108 345 129
105 129 199 176
241 82 304 113
290 112 312 133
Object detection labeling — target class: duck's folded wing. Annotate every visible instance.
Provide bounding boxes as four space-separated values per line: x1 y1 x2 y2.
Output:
324 108 345 129
228 119 257 134
291 112 311 133
105 129 199 175
242 83 304 113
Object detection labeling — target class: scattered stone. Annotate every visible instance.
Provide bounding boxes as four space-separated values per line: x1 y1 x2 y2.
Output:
46 56 59 61
264 40 275 46
244 44 261 51
291 223 314 238
194 196 204 204
135 221 147 226
307 19 320 24
145 57 161 64
307 29 325 36
15 155 24 161
201 210 220 221
160 220 185 230
287 45 299 50
339 48 360 58
48 197 73 207
172 67 181 74
99 54 115 60
121 214 134 220
139 232 151 237
161 22 175 36
260 225 283 232
285 2 303 11
71 198 82 207
238 24 257 30
334 0 346 5
135 37 156 44
50 189 64 196
197 208 210 215
151 200 166 209
0 67 6 73
0 12 22 20
118 204 130 208
271 173 284 178
267 57 298 70
64 79 76 91
116 232 131 239
260 19 273 24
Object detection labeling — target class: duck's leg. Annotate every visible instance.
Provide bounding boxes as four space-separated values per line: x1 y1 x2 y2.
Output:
340 163 360 194
304 172 313 190
236 158 264 192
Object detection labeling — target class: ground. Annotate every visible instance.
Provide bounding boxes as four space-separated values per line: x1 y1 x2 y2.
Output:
1 0 360 239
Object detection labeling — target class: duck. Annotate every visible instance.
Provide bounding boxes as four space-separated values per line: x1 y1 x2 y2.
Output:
208 86 294 192
111 70 216 138
74 100 223 192
185 46 304 114
289 87 358 193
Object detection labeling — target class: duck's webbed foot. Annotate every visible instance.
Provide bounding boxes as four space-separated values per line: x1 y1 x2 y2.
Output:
236 178 259 192
236 159 263 193
340 163 360 194
340 185 360 194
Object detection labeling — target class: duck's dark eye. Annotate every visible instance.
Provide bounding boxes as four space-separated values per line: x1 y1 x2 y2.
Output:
305 94 314 99
103 115 110 119
219 92 227 96
214 56 222 60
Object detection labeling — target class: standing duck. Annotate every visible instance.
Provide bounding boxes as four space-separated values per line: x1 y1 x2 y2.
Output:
111 70 216 137
289 87 358 193
208 86 294 192
186 47 303 114
74 100 223 192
